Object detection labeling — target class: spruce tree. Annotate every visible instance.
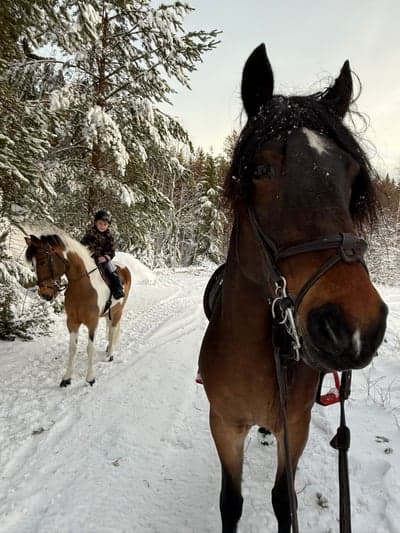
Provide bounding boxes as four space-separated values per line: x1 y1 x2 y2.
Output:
40 1 219 239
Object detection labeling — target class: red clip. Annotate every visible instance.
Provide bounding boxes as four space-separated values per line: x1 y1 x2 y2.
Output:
317 372 341 406
195 369 203 385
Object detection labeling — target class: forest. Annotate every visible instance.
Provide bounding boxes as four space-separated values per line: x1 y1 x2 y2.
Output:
0 0 399 339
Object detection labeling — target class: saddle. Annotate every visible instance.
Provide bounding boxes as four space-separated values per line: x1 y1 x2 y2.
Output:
203 264 225 320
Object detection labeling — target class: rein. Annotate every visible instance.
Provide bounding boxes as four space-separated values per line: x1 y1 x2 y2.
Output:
243 206 366 533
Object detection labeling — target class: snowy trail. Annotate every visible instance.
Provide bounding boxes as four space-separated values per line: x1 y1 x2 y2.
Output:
1 270 400 533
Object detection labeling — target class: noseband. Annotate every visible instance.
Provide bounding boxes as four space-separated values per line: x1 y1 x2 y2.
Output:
246 207 368 359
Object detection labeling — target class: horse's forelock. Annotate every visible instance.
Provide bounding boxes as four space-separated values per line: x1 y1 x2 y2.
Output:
224 93 377 231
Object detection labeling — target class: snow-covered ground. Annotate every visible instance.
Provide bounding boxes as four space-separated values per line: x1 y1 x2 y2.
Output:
0 261 399 533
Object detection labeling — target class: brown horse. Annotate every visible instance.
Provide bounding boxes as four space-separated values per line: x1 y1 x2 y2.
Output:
199 44 387 533
25 233 131 386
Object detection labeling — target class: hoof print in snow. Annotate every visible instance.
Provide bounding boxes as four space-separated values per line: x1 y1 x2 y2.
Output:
32 427 45 436
384 447 394 455
60 378 71 387
375 435 390 443
258 427 274 446
316 492 329 509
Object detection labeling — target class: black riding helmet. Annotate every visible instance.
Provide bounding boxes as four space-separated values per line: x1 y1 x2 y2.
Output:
94 209 112 223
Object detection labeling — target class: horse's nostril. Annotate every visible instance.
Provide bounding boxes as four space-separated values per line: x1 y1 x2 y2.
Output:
307 303 349 353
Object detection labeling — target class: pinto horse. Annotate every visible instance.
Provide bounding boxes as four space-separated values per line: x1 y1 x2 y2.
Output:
199 44 387 533
25 233 131 386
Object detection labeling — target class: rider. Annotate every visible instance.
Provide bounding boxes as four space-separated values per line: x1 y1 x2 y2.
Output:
81 209 125 300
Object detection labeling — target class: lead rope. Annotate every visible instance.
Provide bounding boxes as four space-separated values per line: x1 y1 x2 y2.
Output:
330 371 352 533
272 322 299 533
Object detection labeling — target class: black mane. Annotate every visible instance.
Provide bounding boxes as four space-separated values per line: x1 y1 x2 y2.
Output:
224 93 378 230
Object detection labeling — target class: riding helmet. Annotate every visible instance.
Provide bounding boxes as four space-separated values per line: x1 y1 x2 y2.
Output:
94 209 112 223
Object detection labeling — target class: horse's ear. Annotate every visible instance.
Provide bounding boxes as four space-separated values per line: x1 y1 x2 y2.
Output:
26 235 40 246
241 44 274 119
322 60 353 118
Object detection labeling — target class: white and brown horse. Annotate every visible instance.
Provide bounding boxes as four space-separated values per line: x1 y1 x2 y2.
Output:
25 233 131 386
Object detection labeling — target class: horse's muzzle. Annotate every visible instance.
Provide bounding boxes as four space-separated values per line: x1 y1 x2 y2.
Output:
39 290 55 302
302 302 388 371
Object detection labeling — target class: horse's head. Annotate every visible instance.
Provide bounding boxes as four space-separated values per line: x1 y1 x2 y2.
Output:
25 234 67 301
226 44 387 372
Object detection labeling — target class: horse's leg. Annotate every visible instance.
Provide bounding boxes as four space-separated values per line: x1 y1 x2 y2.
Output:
60 322 80 387
210 409 249 533
105 320 120 362
272 414 311 533
85 327 97 385
106 307 122 362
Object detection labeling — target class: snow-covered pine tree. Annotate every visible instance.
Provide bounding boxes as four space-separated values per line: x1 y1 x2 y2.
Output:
192 150 227 264
0 2 62 340
38 1 219 246
368 174 400 285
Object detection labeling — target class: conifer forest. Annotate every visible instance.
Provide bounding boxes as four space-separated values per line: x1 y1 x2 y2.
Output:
0 1 398 339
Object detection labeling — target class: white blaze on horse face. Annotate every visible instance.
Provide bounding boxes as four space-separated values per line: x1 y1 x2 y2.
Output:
62 235 110 313
303 128 330 155
352 329 362 356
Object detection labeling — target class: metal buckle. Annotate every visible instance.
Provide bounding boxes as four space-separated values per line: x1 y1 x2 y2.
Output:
272 277 302 361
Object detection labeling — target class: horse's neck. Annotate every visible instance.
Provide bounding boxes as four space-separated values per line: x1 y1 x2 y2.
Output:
65 251 95 281
227 215 268 288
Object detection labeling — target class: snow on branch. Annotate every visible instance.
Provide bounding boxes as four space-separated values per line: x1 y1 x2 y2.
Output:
83 105 129 174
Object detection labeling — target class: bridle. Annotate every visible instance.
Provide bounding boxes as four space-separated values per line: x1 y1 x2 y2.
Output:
246 206 368 360
32 246 68 293
32 246 98 294
243 206 366 533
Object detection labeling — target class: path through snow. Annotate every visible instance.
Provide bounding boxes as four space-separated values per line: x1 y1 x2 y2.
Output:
0 269 399 533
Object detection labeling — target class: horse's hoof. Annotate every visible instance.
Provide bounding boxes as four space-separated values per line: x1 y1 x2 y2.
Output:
107 355 113 362
60 378 71 387
87 378 96 386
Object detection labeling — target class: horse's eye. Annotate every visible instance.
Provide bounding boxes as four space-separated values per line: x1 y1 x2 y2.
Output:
254 164 275 179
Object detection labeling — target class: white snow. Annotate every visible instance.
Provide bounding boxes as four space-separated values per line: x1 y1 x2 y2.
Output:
0 265 399 533
83 106 129 175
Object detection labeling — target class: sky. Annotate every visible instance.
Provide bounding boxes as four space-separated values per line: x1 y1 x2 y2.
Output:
166 0 400 177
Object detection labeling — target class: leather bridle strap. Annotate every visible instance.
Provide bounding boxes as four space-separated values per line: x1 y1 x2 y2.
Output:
277 233 368 312
247 207 368 310
330 371 352 533
272 341 300 533
246 207 361 533
33 247 99 292
35 248 66 290
246 208 282 291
